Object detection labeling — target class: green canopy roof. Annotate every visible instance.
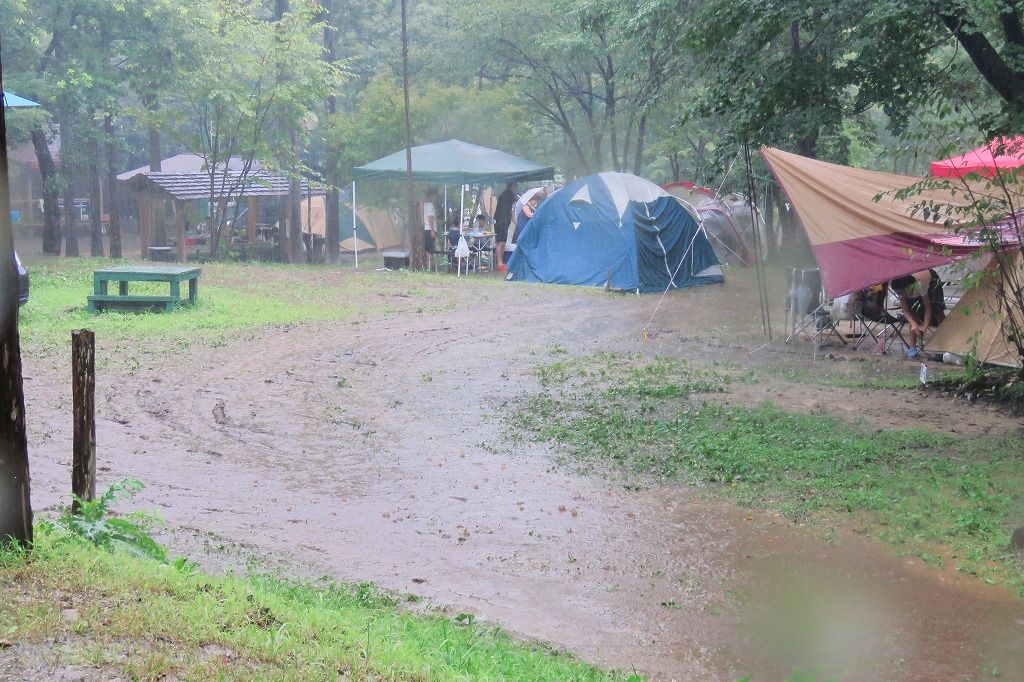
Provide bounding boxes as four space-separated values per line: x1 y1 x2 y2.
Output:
353 139 554 185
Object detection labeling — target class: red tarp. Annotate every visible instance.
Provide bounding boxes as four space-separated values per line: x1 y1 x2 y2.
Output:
930 136 1024 178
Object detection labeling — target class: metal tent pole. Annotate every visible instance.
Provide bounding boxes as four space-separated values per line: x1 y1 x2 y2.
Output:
351 180 358 269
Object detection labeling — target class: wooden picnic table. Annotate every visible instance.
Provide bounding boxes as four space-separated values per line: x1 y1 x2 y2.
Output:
87 265 202 313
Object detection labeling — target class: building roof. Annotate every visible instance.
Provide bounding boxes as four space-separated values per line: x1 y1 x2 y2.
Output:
9 133 60 171
117 153 260 181
126 170 318 200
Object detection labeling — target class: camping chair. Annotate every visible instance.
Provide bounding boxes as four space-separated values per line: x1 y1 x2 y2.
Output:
850 285 904 353
425 234 448 272
786 268 846 351
448 230 470 276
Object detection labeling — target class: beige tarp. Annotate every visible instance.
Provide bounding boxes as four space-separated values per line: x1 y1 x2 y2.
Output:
760 147 977 247
928 251 1023 368
761 147 989 297
349 206 404 253
298 196 405 252
299 195 327 237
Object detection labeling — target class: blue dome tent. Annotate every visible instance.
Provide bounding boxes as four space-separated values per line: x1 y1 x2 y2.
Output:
507 172 724 293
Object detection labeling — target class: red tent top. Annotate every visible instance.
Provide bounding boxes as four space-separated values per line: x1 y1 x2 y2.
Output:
930 136 1024 178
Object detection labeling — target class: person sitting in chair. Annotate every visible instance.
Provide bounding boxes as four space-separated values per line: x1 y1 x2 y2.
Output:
889 269 946 358
446 216 463 252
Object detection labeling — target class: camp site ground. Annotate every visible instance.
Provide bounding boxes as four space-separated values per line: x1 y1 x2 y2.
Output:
13 253 1024 682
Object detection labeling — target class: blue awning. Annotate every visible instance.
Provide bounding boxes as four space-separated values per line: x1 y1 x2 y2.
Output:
3 91 40 108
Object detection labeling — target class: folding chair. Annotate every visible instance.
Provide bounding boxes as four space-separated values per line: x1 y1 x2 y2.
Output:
785 267 845 355
850 285 903 353
425 242 444 272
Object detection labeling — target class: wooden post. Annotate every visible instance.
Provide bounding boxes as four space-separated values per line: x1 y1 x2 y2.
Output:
175 200 186 262
247 197 258 242
71 330 96 514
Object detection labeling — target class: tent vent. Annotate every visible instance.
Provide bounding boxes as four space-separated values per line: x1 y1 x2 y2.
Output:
569 185 592 205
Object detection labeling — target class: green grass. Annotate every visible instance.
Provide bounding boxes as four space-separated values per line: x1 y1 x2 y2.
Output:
514 354 1024 594
755 365 922 390
0 527 636 681
18 258 470 359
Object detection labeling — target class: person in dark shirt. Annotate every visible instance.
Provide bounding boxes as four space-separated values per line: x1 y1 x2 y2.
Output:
493 182 517 272
890 269 946 358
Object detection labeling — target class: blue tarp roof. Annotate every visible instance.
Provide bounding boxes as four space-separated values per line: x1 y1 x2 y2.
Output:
3 92 40 108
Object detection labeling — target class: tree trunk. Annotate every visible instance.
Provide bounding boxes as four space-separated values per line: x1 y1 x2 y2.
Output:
147 107 166 247
88 138 103 257
323 0 340 264
277 196 289 262
763 183 778 257
62 156 79 257
401 0 423 270
605 58 619 172
0 62 32 547
31 128 61 255
58 63 79 257
289 176 303 263
632 113 647 175
938 9 1024 115
104 115 122 259
772 182 797 253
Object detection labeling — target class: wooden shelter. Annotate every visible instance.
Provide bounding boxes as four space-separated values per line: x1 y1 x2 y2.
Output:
122 169 315 261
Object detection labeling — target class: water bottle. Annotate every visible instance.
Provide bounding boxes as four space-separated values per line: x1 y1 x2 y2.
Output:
919 362 928 385
942 352 963 366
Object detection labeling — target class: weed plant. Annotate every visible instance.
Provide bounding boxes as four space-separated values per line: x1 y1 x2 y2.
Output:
516 354 1024 594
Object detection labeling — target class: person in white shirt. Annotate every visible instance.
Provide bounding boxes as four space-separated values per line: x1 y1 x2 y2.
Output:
422 188 440 253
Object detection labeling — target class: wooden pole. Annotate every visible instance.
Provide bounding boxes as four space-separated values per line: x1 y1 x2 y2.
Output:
71 330 95 514
175 200 186 262
0 49 32 547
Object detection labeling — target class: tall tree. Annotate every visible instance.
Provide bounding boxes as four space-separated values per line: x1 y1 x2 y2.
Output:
0 46 33 548
682 0 1024 156
157 0 343 260
104 114 122 258
321 0 340 264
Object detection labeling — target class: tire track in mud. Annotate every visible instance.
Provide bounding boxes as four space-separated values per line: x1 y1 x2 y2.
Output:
22 278 1024 681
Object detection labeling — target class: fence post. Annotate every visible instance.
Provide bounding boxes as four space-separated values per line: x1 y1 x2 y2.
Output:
71 329 95 513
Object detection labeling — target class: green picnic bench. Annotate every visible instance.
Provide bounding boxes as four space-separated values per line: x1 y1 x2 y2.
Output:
87 265 201 313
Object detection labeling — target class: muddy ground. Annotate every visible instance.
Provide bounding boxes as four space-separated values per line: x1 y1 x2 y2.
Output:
20 267 1024 681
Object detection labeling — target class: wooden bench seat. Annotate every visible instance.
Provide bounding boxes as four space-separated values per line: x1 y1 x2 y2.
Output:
87 294 180 313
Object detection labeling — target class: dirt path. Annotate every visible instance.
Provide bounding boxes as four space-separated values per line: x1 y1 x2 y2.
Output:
23 271 1024 680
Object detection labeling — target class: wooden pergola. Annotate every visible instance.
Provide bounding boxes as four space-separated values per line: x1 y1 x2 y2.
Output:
123 171 315 261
